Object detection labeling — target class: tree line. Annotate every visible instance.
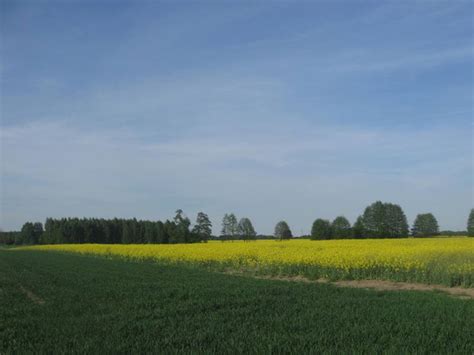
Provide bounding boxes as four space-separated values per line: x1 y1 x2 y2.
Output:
310 201 439 240
1 203 473 245
1 210 213 245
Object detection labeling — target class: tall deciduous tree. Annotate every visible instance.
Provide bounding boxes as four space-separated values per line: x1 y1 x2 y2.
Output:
331 216 351 239
221 213 231 237
362 201 409 238
412 213 439 237
228 214 238 238
32 222 43 243
352 215 365 239
311 219 332 240
19 222 33 245
221 213 238 240
237 218 256 240
274 221 292 240
19 222 43 245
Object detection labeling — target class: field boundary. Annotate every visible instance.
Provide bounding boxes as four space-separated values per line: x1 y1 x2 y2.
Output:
10 246 474 291
223 271 474 299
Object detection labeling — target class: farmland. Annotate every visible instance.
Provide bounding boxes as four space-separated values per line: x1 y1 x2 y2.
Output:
1 248 473 353
18 237 474 287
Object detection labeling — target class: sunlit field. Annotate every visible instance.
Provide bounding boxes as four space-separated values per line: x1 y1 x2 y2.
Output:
19 237 474 287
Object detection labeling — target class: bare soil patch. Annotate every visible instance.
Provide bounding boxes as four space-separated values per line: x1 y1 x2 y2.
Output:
19 285 45 305
332 279 474 299
224 271 474 299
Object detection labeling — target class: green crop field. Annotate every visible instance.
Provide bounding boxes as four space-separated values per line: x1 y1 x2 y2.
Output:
1 249 473 353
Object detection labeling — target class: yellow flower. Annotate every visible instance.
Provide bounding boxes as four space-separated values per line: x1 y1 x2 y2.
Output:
17 237 474 286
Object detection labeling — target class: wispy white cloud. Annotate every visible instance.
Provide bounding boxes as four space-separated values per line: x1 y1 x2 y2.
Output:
331 45 473 74
1 0 472 233
1 120 471 232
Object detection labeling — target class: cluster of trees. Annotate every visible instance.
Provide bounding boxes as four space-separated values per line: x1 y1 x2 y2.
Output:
6 210 213 245
2 205 473 245
221 214 257 240
310 201 436 240
19 222 44 244
219 203 472 242
0 231 21 245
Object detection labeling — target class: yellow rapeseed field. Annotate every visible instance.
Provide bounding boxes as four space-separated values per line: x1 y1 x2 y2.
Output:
19 237 474 286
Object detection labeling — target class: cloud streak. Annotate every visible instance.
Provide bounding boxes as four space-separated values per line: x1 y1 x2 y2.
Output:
1 120 471 233
1 1 472 233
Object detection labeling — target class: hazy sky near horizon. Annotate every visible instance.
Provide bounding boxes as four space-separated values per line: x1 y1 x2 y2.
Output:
1 0 473 233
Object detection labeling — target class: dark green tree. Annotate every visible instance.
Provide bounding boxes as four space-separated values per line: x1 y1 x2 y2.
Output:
18 222 33 244
103 219 114 244
412 213 439 237
221 213 231 238
121 220 133 244
192 212 212 242
362 201 386 237
169 209 191 243
352 215 365 239
274 221 292 240
163 220 178 243
311 219 332 240
0 231 19 245
362 201 409 238
33 222 43 243
331 216 351 239
468 209 474 237
18 222 42 244
228 214 238 238
84 220 96 243
385 203 409 238
237 218 256 240
42 218 53 244
144 221 157 243
156 221 169 243
221 213 238 240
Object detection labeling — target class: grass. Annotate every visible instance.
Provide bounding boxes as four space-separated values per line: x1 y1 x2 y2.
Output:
19 237 474 286
1 249 473 353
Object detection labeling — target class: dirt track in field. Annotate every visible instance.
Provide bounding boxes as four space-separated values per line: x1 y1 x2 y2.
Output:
19 285 45 305
224 271 474 299
331 279 474 299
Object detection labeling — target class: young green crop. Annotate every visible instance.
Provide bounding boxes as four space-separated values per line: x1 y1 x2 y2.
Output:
1 250 473 353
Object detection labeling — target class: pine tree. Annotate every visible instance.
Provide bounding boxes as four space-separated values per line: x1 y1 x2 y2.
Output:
122 220 132 244
155 221 168 243
192 212 212 242
171 209 191 243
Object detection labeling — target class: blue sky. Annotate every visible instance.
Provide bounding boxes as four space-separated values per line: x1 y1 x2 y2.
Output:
1 0 473 233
